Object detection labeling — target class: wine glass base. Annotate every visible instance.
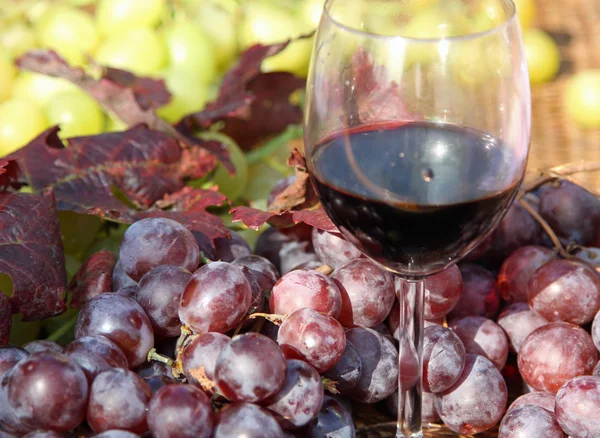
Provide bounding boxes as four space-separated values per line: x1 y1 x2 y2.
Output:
396 431 423 438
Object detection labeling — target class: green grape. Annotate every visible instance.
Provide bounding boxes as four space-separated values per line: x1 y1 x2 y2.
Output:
58 211 104 257
207 133 249 201
45 90 105 138
163 20 217 84
95 28 168 76
35 5 99 67
0 23 37 59
12 72 79 107
242 161 286 202
96 0 167 36
0 98 48 157
156 69 209 123
105 114 128 132
0 49 17 103
297 0 325 28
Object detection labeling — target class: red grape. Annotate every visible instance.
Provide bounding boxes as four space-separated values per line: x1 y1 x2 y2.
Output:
447 264 500 320
215 333 287 403
498 405 564 438
322 340 362 394
232 255 280 292
22 432 64 438
214 231 252 263
23 341 63 355
213 402 283 438
87 368 151 434
419 265 462 319
435 354 507 435
119 218 200 281
498 245 556 304
115 285 138 298
518 322 598 393
594 360 600 376
255 227 310 271
135 265 191 337
179 261 252 334
136 361 172 379
180 332 230 394
311 228 362 269
528 259 600 325
0 345 28 379
7 352 88 432
0 374 28 435
449 316 508 371
507 391 556 413
270 269 342 318
497 302 549 353
555 375 600 437
302 395 355 437
263 359 324 429
64 335 128 383
593 310 600 352
90 431 139 438
277 307 346 373
75 293 154 368
332 259 395 328
144 374 176 395
147 384 214 438
279 241 320 275
112 260 138 291
345 327 398 403
422 325 466 393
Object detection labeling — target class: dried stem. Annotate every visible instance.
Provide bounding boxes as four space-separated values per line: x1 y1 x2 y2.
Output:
247 312 287 325
147 348 174 367
315 264 334 275
518 197 569 258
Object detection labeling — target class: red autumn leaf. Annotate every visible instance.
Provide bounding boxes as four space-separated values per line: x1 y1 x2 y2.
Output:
69 250 117 308
0 292 10 345
0 159 20 191
230 206 337 233
0 188 67 321
16 50 232 173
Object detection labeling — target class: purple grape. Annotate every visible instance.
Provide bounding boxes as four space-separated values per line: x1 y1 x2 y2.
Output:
422 325 466 393
332 259 395 328
147 384 214 438
7 352 88 432
497 302 549 353
135 265 191 337
115 285 138 298
232 255 280 292
190 230 216 261
215 333 287 403
263 359 324 429
311 228 362 269
255 227 309 271
345 327 398 403
235 265 266 318
0 374 29 435
119 218 200 281
75 293 154 368
507 391 556 413
277 307 346 373
213 403 284 438
181 332 230 394
23 341 63 355
435 355 507 435
64 335 128 383
112 260 138 291
87 368 151 434
447 264 500 320
594 360 600 376
555 375 600 437
22 431 65 438
270 269 342 318
135 361 173 379
418 265 463 319
499 405 564 438
322 341 362 394
0 345 28 379
179 262 252 334
214 231 252 263
449 316 509 371
279 241 321 275
143 375 176 395
302 395 356 437
92 431 140 438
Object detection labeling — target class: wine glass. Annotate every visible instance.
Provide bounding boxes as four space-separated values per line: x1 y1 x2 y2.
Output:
304 1 530 436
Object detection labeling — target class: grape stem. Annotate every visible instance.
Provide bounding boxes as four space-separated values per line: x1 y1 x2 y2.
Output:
521 161 600 196
45 314 78 342
518 197 569 258
147 348 174 367
315 264 333 275
247 312 287 325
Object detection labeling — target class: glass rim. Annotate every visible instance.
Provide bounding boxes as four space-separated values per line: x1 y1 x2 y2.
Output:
323 0 518 43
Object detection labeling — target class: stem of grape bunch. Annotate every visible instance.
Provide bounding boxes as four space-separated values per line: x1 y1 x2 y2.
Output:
396 278 425 438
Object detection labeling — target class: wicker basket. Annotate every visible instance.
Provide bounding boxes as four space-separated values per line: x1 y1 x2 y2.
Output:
354 0 600 436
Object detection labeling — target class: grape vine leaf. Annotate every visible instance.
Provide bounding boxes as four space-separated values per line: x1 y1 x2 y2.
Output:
0 159 20 190
69 250 117 308
0 188 67 323
178 40 306 150
0 292 10 345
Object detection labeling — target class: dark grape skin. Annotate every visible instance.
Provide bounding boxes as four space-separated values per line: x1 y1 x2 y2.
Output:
498 405 564 438
270 269 342 318
322 341 362 394
538 180 600 246
435 355 508 435
518 322 598 393
232 255 280 292
147 384 214 438
498 245 557 304
75 293 154 368
119 218 200 282
420 264 462 320
181 332 230 394
135 265 191 337
87 369 152 434
64 335 129 383
143 375 176 395
422 325 466 393
345 327 399 403
179 261 252 334
112 260 138 291
213 403 284 438
214 231 252 263
277 307 346 373
332 259 395 328
447 264 500 320
555 375 600 437
263 359 324 430
135 361 173 379
449 316 509 371
92 431 140 438
497 302 549 353
311 228 362 270
215 333 287 403
23 341 63 355
528 259 600 325
7 352 88 432
0 345 28 379
21 432 65 438
279 241 321 275
255 227 310 271
115 285 138 299
507 391 556 413
301 395 356 438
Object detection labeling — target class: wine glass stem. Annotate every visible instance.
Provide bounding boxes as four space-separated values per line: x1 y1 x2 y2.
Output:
397 278 425 438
